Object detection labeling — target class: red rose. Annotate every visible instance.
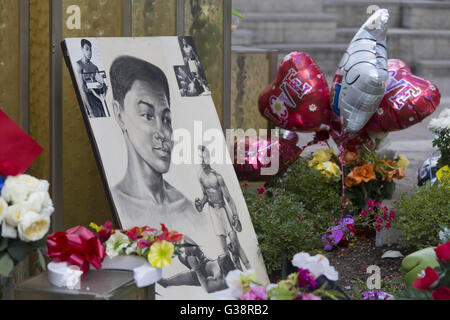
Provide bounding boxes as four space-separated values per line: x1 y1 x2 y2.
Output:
413 267 439 290
434 241 450 263
432 287 450 300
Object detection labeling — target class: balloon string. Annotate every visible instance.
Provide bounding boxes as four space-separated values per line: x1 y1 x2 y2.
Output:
337 116 351 217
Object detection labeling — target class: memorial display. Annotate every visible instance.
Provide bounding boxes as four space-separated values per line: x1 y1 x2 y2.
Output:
62 36 268 299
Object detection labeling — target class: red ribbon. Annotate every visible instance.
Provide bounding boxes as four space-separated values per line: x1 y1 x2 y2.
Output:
46 226 106 275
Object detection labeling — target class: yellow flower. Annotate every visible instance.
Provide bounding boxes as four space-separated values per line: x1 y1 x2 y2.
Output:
148 240 175 268
89 222 102 232
397 155 410 169
309 148 334 167
436 165 450 186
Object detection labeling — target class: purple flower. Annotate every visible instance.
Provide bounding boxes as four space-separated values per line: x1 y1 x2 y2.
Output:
362 290 391 300
240 286 268 300
297 268 317 289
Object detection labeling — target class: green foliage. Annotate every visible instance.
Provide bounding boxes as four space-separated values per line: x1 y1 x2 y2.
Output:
0 252 14 277
395 183 450 250
432 129 450 169
244 158 347 278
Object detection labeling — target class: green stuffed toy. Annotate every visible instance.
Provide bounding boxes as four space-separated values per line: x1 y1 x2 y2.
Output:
401 247 440 287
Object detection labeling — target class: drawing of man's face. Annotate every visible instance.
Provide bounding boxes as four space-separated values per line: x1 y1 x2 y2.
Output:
121 80 173 174
81 43 92 61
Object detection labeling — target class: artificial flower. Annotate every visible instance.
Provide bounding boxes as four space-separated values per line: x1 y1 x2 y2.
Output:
384 167 406 182
431 287 450 300
125 241 138 255
309 149 334 167
1 221 17 239
291 253 338 281
413 267 439 290
157 223 183 243
148 240 174 268
90 221 113 242
0 197 7 224
362 290 391 300
297 268 317 289
396 155 410 169
345 164 376 187
301 293 321 300
105 231 130 258
225 269 256 298
315 161 341 178
434 241 450 263
4 204 25 227
240 286 268 300
343 150 360 165
1 175 49 204
17 211 51 242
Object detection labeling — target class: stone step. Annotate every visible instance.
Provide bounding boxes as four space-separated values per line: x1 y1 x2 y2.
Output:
233 0 324 13
403 1 450 29
238 12 337 44
251 42 347 75
337 28 450 64
232 29 254 46
323 0 404 28
415 60 450 79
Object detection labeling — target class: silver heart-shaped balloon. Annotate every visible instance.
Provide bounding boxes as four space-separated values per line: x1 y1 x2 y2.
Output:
333 8 390 133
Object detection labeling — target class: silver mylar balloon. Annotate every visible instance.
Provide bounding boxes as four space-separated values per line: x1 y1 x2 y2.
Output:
333 8 390 133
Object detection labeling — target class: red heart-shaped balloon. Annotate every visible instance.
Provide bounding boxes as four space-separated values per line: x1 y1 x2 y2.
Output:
233 136 302 181
362 59 441 132
258 52 331 132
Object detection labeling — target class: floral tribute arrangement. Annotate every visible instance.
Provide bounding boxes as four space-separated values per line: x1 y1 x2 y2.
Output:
0 110 49 277
397 241 450 300
354 200 396 235
309 146 409 209
46 221 185 283
428 108 450 184
217 252 347 300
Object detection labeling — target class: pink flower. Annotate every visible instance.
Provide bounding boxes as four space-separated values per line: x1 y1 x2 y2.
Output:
389 211 396 220
240 286 268 300
302 293 321 300
257 188 265 194
385 222 391 229
360 209 368 216
375 202 382 207
243 183 249 188
376 217 383 224
376 224 381 232
382 206 388 212
383 213 388 221
137 239 151 248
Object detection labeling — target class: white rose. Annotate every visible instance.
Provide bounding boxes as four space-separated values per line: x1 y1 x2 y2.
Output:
1 221 17 239
4 204 25 227
1 175 50 205
21 191 49 213
17 211 51 242
0 197 7 224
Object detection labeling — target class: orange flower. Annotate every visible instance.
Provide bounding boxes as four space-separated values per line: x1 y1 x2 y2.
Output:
343 150 360 165
345 164 376 187
384 168 405 182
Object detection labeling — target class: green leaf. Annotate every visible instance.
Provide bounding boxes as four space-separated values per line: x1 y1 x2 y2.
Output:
0 237 8 252
395 287 432 300
0 252 14 277
37 248 47 272
7 239 34 263
267 286 297 300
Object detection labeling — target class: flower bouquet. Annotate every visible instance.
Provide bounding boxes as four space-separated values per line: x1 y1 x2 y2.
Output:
0 174 54 277
429 108 450 171
343 145 408 209
45 221 186 289
217 252 348 300
397 241 450 300
353 200 396 237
